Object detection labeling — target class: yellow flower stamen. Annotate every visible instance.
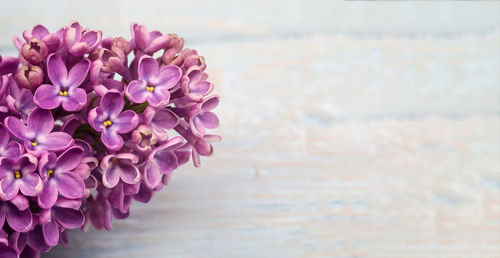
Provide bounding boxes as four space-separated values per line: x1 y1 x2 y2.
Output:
112 158 118 164
59 90 68 96
103 120 112 127
14 170 21 179
48 169 54 177
31 141 38 146
146 86 154 92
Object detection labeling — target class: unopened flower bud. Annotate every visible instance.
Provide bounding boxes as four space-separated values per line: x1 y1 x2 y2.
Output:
16 65 44 89
21 38 48 65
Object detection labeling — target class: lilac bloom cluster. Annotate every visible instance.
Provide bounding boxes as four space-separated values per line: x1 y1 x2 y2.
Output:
0 22 220 257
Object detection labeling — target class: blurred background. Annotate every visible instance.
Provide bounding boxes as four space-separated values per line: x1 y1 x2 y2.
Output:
1 1 499 257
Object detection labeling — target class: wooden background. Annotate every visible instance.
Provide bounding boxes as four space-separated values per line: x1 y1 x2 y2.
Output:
1 1 499 257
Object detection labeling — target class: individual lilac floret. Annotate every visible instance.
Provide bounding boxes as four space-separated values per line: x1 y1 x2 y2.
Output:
6 76 36 119
0 123 23 160
126 56 181 107
4 108 73 156
144 136 183 189
64 21 102 57
88 91 139 151
143 106 179 141
22 24 61 53
34 54 90 111
180 66 213 101
0 154 42 200
130 23 171 54
100 153 140 188
37 146 86 208
16 65 44 90
188 95 220 137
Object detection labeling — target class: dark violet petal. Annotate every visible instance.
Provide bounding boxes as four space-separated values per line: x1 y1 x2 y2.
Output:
4 116 30 140
39 132 73 151
114 110 139 134
125 80 148 104
101 91 124 117
0 244 17 258
55 146 84 172
133 182 153 203
42 221 59 247
27 108 54 137
61 115 80 135
53 207 85 229
138 56 159 82
201 95 219 111
55 172 85 199
38 181 57 209
65 58 90 88
155 65 182 89
101 130 123 151
6 203 33 232
0 57 20 76
27 224 51 252
46 54 67 86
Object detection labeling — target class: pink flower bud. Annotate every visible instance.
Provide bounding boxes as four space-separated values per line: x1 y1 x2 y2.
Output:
16 65 44 90
21 38 48 65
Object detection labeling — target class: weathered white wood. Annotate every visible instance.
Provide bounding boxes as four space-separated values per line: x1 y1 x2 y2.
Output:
0 1 498 257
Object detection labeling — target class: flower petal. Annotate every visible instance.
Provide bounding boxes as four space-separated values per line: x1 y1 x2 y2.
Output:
113 110 139 134
0 176 19 200
5 203 32 232
198 111 219 129
1 142 22 160
65 58 90 88
102 166 119 188
125 80 148 104
37 180 57 209
46 54 67 86
4 116 30 140
116 161 140 185
55 146 84 172
138 56 159 82
53 207 85 229
155 65 181 89
42 221 59 247
101 91 124 117
153 149 178 174
146 87 170 107
151 109 179 133
61 87 87 111
38 132 73 151
55 172 85 199
101 129 123 151
144 163 161 189
18 173 42 196
27 108 54 137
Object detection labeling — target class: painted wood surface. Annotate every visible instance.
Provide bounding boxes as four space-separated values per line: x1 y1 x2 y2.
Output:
0 1 499 257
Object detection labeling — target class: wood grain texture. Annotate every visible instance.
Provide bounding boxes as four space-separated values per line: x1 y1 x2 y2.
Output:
0 1 499 257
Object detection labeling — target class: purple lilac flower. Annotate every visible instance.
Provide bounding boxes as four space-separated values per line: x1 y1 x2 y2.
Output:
180 66 213 101
88 91 139 151
100 153 140 188
188 94 220 137
64 21 102 57
126 56 181 107
130 23 171 54
37 146 86 208
144 136 183 189
33 54 90 111
4 108 73 156
142 105 179 141
6 77 36 119
0 154 42 200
